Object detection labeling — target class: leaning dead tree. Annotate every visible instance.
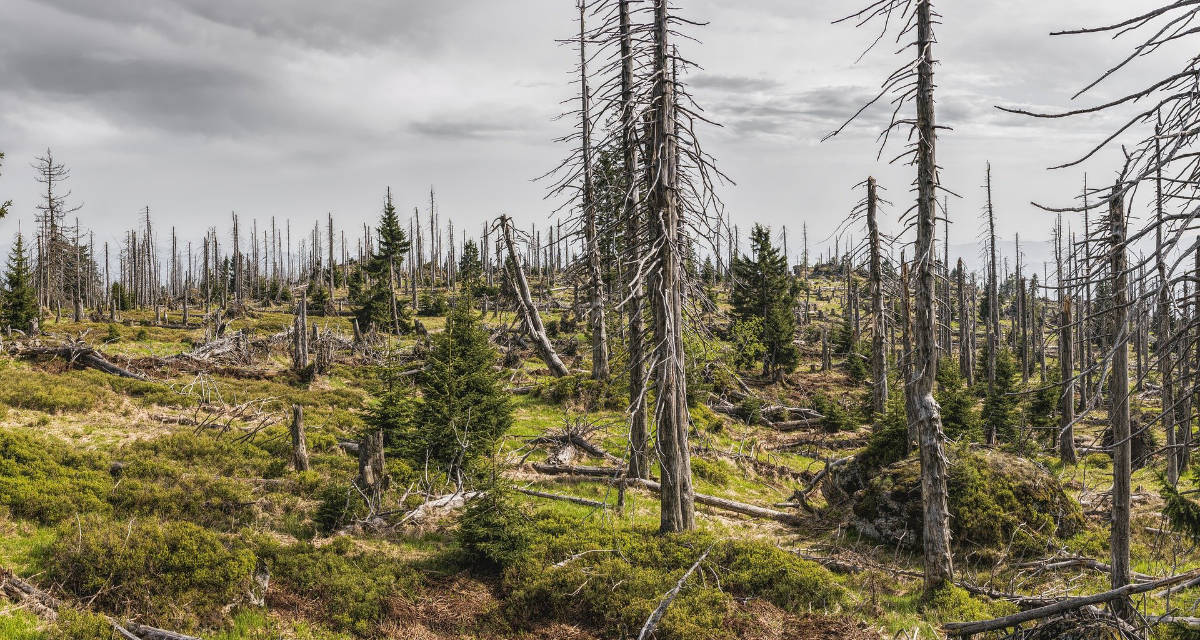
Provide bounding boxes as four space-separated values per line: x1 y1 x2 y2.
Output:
827 0 955 594
497 215 570 378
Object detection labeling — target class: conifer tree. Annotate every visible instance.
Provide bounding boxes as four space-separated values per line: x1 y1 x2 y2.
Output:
982 350 1019 444
457 240 482 291
2 233 39 333
403 297 511 474
354 189 412 333
731 224 800 381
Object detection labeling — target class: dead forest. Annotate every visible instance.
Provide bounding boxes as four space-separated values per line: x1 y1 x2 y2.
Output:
1 1 1200 639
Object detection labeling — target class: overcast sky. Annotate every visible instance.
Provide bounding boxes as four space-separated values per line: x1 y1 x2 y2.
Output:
0 0 1182 270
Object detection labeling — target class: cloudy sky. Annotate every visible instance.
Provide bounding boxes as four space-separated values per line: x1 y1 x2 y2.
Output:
0 0 1182 269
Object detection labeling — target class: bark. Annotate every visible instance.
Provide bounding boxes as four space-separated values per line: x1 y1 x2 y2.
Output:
984 163 1001 445
648 0 694 534
290 404 310 472
1108 191 1132 621
578 0 610 381
619 0 649 480
1059 297 1077 464
1155 127 1178 485
357 429 387 513
913 0 954 595
867 177 888 418
499 216 569 378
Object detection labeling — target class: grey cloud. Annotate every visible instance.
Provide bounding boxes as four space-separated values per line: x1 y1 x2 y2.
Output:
690 74 781 93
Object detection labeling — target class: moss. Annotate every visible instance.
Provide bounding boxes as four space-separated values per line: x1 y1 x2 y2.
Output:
39 514 256 630
691 457 733 487
0 428 113 525
852 447 1085 559
501 510 844 640
921 584 1015 624
48 608 117 640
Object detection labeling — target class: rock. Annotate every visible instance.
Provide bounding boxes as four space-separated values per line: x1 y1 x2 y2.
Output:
848 447 1084 559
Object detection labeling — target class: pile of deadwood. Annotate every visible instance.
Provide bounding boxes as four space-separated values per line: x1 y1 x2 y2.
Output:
0 567 202 640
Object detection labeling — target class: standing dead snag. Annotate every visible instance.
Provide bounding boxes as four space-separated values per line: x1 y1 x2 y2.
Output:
1056 216 1077 464
647 0 694 534
1107 190 1133 621
498 215 569 378
577 0 611 382
618 0 649 480
357 429 387 516
865 178 888 418
828 0 955 594
290 405 310 472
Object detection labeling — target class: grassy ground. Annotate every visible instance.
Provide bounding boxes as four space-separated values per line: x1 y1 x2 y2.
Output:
0 276 1196 639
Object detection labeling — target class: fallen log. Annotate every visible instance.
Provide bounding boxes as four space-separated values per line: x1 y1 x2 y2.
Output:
516 488 606 509
12 343 147 380
529 434 624 466
396 491 483 525
525 464 799 525
944 569 1200 636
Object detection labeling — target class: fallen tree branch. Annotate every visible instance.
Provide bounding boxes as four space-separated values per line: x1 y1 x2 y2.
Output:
637 547 712 640
516 487 607 509
944 569 1200 636
10 342 147 380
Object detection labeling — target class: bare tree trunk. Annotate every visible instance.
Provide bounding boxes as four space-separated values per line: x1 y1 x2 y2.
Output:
913 0 954 594
957 259 973 386
1154 128 1178 486
290 405 310 472
648 0 694 533
619 0 649 480
357 429 387 514
867 177 887 418
500 216 569 378
578 0 611 382
1060 297 1077 464
984 163 1001 445
1108 191 1132 621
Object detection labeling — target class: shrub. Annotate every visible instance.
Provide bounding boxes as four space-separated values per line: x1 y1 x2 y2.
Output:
811 393 855 432
104 324 122 343
40 515 256 630
0 363 106 413
257 536 423 636
107 461 257 531
49 608 117 640
313 482 368 535
937 363 980 442
503 512 844 640
417 292 449 317
457 482 534 573
0 429 113 524
691 457 733 487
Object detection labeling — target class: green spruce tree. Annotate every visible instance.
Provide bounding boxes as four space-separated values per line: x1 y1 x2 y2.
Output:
983 350 1020 444
394 297 511 474
2 233 39 332
731 224 800 381
354 189 412 333
457 240 483 292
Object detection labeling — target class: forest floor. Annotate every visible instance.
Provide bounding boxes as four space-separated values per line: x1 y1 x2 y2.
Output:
0 275 1196 640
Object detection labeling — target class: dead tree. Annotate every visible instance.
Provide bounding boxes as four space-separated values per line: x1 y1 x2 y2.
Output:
1108 191 1133 621
357 429 387 515
290 404 310 472
866 177 888 417
618 0 650 480
1055 216 1077 464
577 0 611 381
646 0 694 533
828 0 955 594
984 164 1001 435
956 258 974 386
498 215 569 377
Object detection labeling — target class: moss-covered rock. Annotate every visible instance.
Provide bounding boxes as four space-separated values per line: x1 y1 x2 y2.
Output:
850 447 1084 559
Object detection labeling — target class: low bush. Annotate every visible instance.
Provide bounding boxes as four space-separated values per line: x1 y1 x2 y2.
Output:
313 482 369 535
500 510 845 640
108 461 258 531
691 457 733 487
0 429 113 524
257 536 424 636
40 514 256 630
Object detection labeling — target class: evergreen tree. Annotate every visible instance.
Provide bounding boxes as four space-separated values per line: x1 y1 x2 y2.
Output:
0 152 11 219
731 224 800 380
354 189 412 333
936 362 980 441
396 298 511 473
2 233 39 332
983 350 1020 444
1026 369 1060 449
458 240 483 291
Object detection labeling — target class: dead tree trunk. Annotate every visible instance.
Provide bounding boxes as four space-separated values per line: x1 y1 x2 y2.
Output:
957 259 974 386
1108 190 1132 621
984 163 1001 446
912 0 955 594
1059 297 1077 464
867 177 888 418
1155 127 1178 486
290 405 310 472
578 0 611 382
499 216 569 378
648 0 694 533
619 0 649 480
357 429 387 514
